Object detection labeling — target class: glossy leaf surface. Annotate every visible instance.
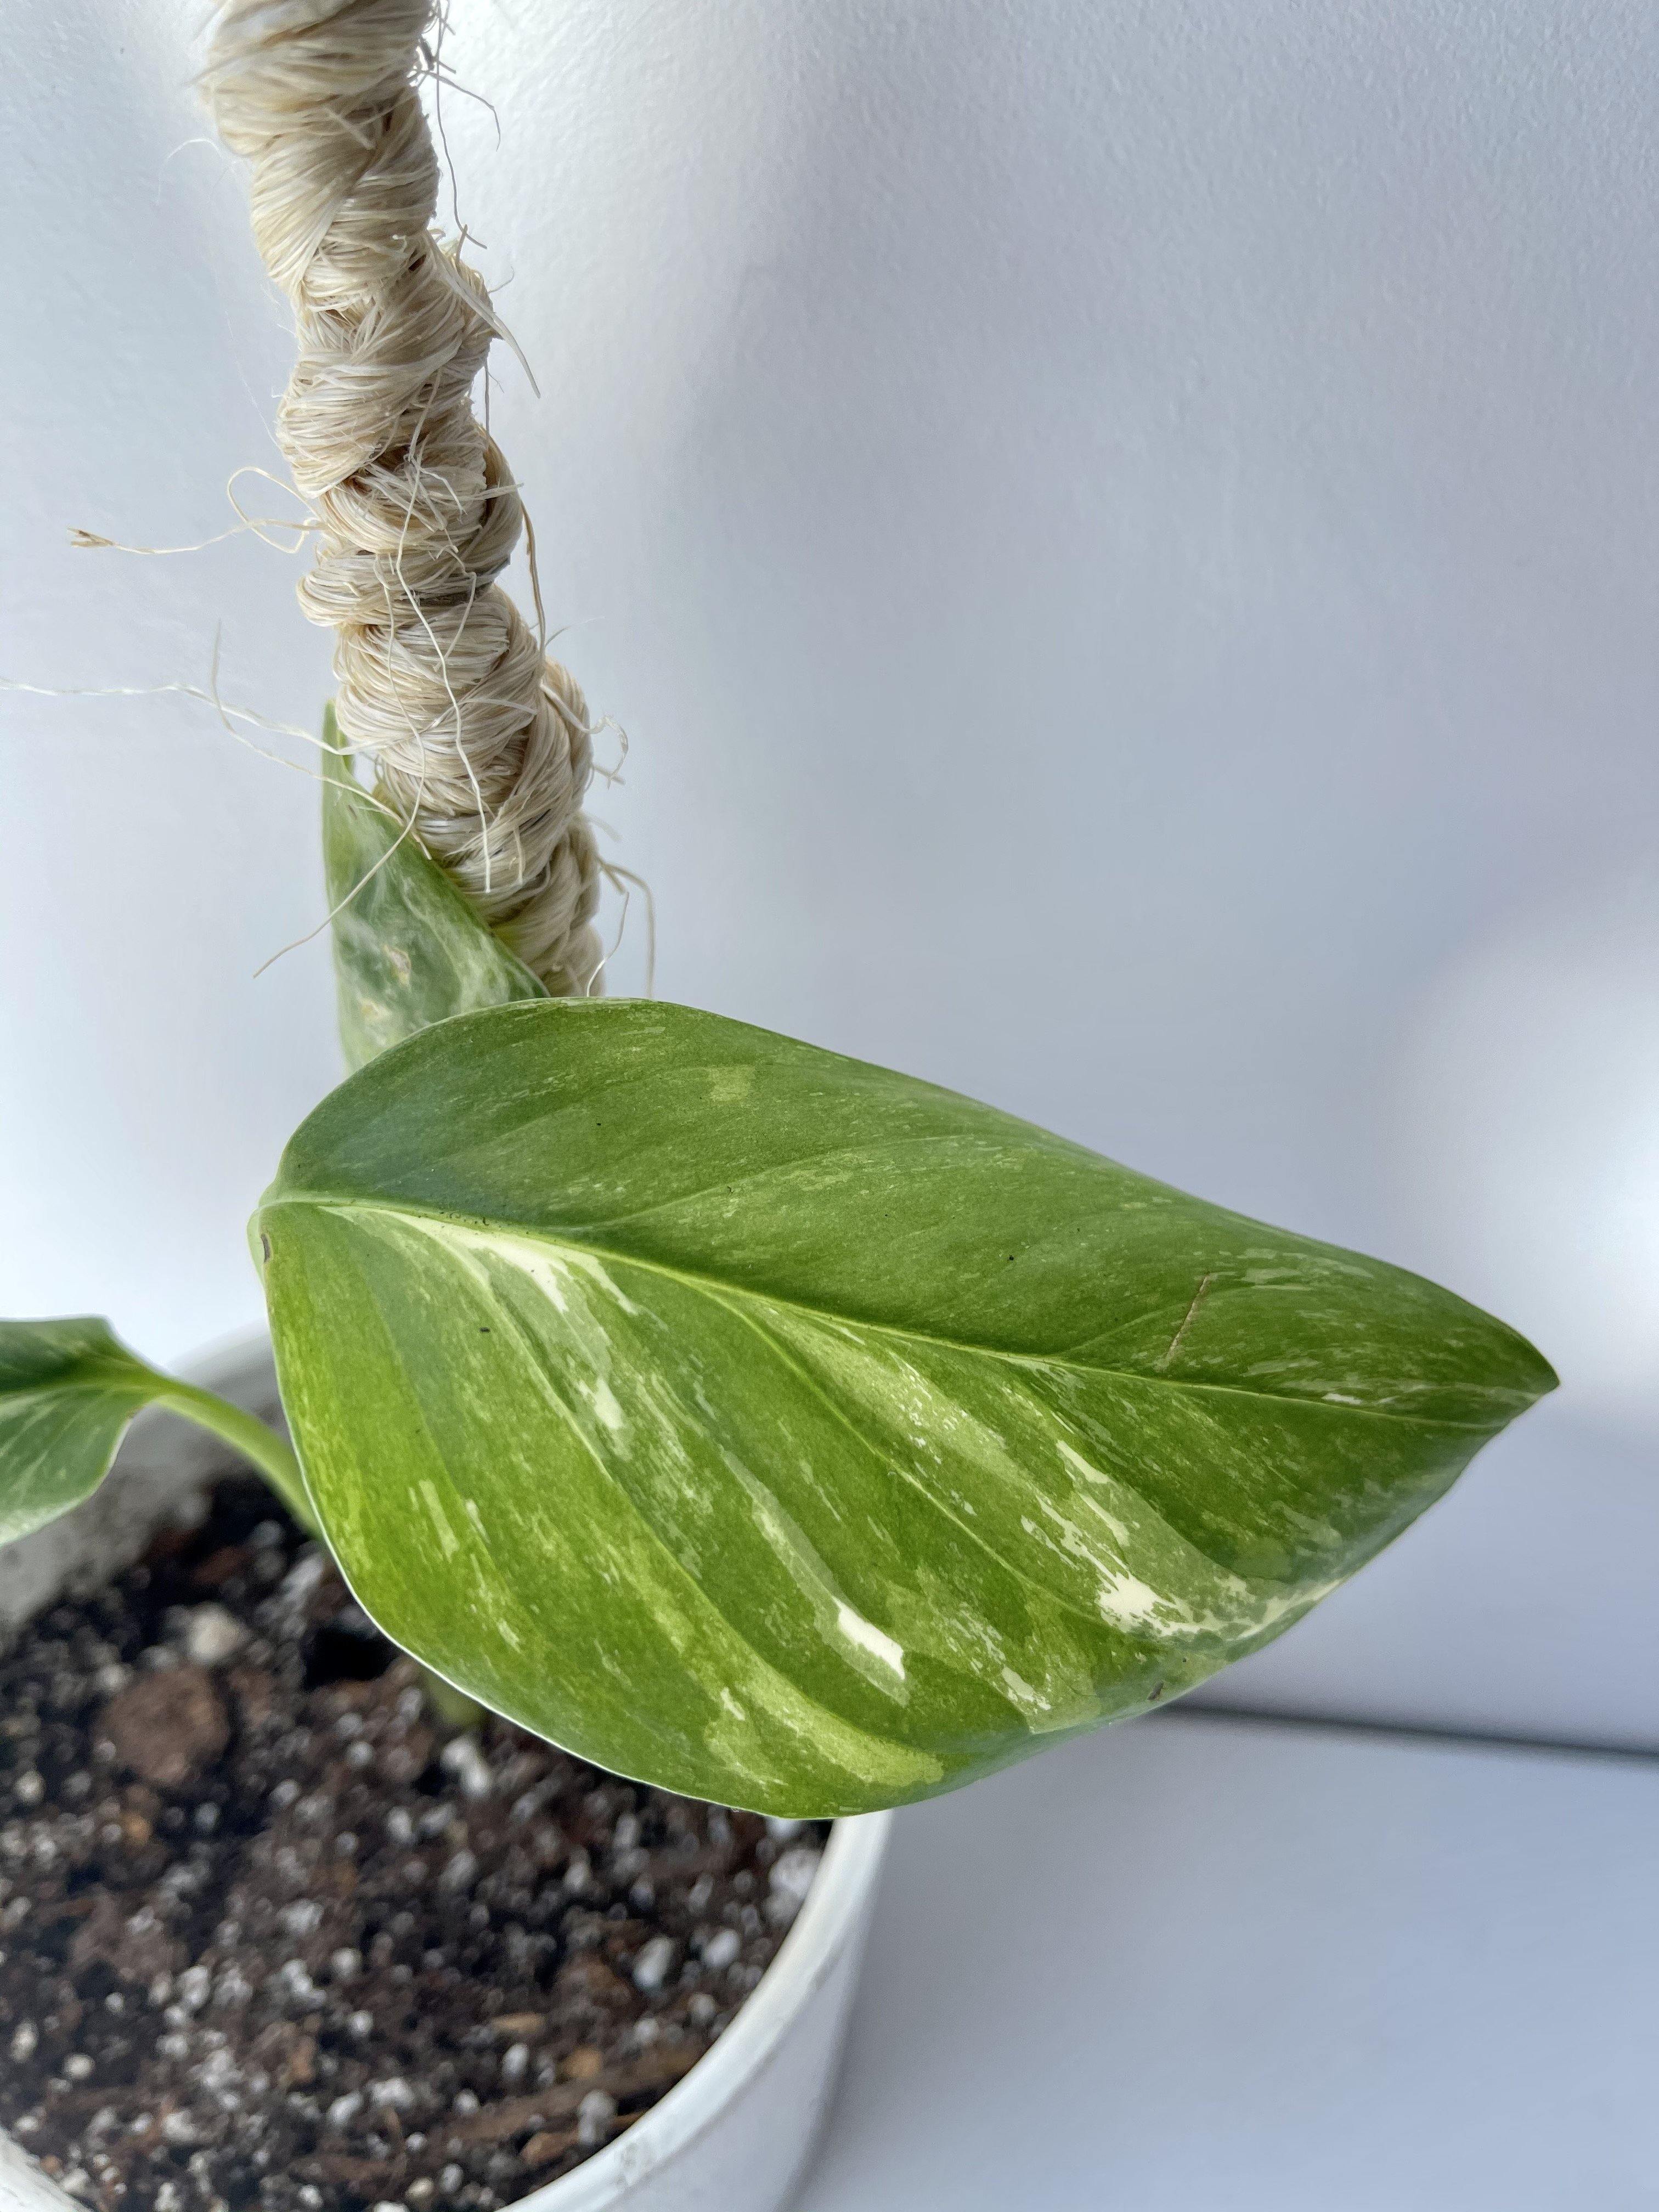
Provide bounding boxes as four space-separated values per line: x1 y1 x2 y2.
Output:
322 715 547 1071
256 1000 1555 1815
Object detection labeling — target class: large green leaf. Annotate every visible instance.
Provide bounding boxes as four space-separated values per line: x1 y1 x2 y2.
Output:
322 710 548 1071
0 1319 313 1544
255 1000 1555 1816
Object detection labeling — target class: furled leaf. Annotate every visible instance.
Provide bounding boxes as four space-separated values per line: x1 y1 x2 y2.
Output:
322 710 547 1071
0 1318 314 1544
255 1000 1556 1816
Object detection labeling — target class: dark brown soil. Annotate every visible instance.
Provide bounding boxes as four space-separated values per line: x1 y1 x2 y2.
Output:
0 1475 828 2212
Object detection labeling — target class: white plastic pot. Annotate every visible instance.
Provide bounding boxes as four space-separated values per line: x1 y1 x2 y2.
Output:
0 1340 891 2212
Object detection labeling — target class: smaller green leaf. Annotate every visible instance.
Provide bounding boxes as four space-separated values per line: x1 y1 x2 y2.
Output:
0 1317 314 1544
0 1320 166 1545
322 709 548 1071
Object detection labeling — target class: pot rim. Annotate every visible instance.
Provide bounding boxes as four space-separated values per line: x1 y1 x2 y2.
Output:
519 1809 890 2209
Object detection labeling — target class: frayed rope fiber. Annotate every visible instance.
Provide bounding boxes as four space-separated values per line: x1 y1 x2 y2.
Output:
202 0 602 996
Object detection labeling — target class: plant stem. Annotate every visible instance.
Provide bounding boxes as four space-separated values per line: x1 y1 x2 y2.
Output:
157 1382 320 1539
417 1665 484 1731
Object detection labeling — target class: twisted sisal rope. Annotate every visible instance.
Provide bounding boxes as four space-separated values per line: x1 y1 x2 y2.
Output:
203 0 602 996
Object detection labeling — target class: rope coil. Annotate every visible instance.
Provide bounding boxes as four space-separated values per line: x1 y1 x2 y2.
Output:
204 0 601 995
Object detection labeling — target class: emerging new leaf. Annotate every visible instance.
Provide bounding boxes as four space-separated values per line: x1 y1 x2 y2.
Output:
255 1001 1556 1816
322 715 548 1071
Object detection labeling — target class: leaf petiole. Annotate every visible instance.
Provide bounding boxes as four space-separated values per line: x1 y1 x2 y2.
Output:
155 1381 319 1539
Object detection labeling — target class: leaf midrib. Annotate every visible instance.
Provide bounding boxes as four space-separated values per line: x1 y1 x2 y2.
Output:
262 1192 1510 1434
0 1372 153 1410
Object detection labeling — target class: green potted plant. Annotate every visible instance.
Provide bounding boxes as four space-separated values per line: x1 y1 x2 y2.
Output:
0 3 1554 2209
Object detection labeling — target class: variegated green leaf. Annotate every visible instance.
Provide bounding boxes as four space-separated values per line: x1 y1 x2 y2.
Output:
0 1318 313 1544
322 709 548 1071
0 1320 166 1544
254 999 1555 1816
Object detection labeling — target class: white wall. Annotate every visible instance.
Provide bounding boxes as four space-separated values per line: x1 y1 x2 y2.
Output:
4 1 1656 1744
